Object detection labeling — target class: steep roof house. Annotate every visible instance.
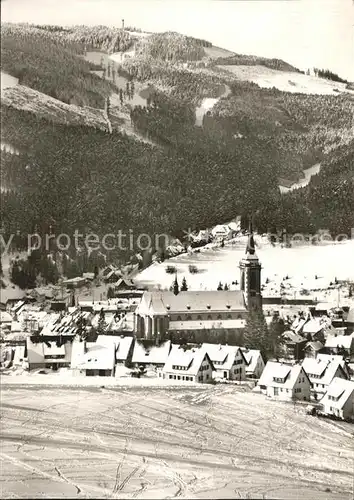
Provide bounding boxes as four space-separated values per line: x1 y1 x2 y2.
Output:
304 341 324 358
27 337 73 371
256 361 311 401
200 343 247 380
281 331 307 360
319 377 354 420
301 358 348 397
161 345 214 383
325 333 354 358
131 340 172 369
316 353 350 378
71 339 116 376
241 348 265 378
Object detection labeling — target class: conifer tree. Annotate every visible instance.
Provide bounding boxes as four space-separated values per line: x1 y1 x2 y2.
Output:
173 274 179 295
181 277 188 291
97 309 108 335
243 310 270 360
217 281 223 291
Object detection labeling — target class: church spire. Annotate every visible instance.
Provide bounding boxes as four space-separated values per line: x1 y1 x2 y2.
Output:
245 216 256 255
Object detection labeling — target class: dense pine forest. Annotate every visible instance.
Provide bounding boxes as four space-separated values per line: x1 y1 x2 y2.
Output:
1 23 354 273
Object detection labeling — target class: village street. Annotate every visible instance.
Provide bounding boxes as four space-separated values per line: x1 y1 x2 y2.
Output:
1 384 353 499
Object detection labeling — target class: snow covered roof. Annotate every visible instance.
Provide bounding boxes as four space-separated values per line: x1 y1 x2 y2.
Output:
320 378 354 411
242 349 263 373
304 341 324 352
301 358 347 385
258 361 306 389
200 343 244 370
211 224 232 235
71 341 115 371
168 319 246 331
302 318 329 334
132 340 171 365
325 334 354 350
0 311 12 323
96 335 133 361
137 290 246 317
163 345 212 376
282 331 305 344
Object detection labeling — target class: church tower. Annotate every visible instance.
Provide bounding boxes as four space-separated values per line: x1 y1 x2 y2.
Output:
239 228 262 311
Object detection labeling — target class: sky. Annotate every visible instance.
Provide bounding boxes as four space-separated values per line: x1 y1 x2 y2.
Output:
2 0 354 80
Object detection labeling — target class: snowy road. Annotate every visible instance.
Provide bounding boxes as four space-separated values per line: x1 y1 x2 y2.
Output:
1 385 353 499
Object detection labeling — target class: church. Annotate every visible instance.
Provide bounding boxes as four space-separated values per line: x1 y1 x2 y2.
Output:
134 232 262 342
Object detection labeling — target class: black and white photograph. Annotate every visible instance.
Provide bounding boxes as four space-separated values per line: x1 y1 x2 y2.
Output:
1 0 354 498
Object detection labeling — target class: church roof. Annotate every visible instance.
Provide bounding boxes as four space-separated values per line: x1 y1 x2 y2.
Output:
136 290 247 316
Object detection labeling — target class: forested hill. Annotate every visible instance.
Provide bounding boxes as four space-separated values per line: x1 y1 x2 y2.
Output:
1 23 354 262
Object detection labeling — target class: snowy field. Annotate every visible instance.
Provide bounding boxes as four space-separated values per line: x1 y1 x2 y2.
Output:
1 385 353 499
1 71 19 96
134 238 354 302
218 65 354 96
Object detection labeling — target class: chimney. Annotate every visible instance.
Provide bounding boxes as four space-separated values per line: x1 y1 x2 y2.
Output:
122 19 125 31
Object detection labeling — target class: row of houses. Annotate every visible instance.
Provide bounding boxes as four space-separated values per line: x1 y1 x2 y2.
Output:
25 335 265 380
257 360 354 420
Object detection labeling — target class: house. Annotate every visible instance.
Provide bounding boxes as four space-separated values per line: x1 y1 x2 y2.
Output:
319 378 354 420
131 340 172 370
325 333 354 358
161 345 214 383
211 224 233 241
257 361 311 401
304 341 324 358
96 335 134 365
26 337 73 370
301 317 330 342
201 343 247 380
62 276 88 289
301 358 348 397
281 331 307 360
241 348 265 378
316 353 350 378
0 311 13 330
71 339 116 376
114 278 136 292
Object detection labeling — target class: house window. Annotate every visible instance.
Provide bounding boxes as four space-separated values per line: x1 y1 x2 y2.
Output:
274 387 279 396
177 316 182 321
227 314 232 319
186 315 192 321
206 374 209 380
217 315 222 320
169 375 173 379
207 315 212 320
197 315 202 320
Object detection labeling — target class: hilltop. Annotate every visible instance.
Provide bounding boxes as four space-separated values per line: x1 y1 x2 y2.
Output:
1 23 353 268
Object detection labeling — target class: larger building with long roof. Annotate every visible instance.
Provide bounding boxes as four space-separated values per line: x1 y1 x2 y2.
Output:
134 233 262 340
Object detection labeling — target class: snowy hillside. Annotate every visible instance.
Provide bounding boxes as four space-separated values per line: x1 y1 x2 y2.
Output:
1 82 109 130
219 65 354 96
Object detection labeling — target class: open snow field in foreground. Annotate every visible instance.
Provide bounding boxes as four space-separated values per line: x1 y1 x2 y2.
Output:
1 385 353 499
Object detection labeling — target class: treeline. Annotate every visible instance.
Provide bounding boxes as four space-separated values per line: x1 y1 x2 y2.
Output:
254 141 354 236
136 32 209 62
121 56 227 103
215 54 300 72
3 23 133 53
1 27 115 107
313 68 348 84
